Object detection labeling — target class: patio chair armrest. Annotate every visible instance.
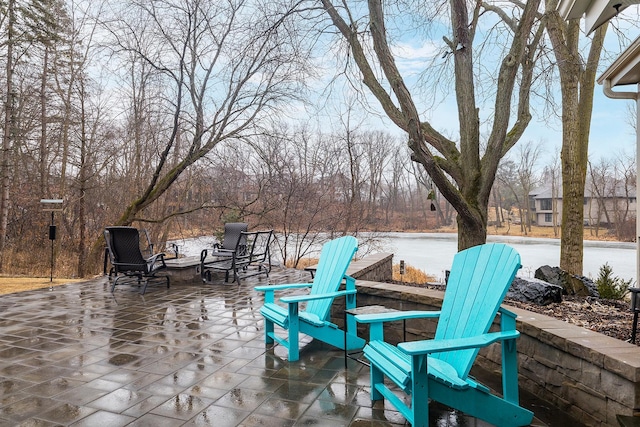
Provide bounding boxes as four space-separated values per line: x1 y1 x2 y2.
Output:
201 247 234 259
162 242 179 259
280 289 356 304
146 253 166 264
254 283 312 292
398 330 521 355
213 248 235 255
355 310 440 324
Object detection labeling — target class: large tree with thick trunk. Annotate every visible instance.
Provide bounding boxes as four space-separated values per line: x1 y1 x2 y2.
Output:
320 0 543 250
545 1 607 276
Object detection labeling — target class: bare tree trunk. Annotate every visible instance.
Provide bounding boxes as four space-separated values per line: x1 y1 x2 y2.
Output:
552 180 559 237
0 0 16 272
39 47 49 196
519 207 527 235
546 3 606 275
76 80 88 277
457 214 487 250
493 191 502 228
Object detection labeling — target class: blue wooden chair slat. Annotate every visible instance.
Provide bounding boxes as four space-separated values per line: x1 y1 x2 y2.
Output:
255 236 365 361
357 243 534 427
435 244 520 378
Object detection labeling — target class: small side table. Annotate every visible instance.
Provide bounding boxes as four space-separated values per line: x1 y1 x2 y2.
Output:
344 305 405 368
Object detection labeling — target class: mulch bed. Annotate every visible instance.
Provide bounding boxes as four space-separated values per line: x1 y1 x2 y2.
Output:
393 281 638 346
506 296 636 344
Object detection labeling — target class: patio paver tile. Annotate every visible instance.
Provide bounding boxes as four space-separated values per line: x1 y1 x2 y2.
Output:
0 268 558 426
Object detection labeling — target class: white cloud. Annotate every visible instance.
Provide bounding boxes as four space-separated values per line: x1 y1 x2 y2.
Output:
392 40 441 76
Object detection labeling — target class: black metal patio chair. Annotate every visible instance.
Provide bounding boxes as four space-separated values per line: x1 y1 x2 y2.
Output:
197 222 249 283
104 226 170 295
214 222 248 254
200 230 273 284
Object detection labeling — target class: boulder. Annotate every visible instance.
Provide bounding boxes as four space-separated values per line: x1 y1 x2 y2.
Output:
534 265 561 285
534 265 599 297
507 277 563 306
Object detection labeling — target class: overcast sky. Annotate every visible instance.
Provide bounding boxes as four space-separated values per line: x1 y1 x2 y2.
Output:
295 6 640 171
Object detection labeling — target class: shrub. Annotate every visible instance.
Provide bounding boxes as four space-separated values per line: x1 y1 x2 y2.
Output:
595 263 632 300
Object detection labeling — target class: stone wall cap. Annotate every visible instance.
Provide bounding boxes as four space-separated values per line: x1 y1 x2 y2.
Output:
356 279 640 382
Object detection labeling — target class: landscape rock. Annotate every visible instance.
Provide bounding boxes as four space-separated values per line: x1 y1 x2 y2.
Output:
507 277 563 306
534 265 561 284
534 265 599 297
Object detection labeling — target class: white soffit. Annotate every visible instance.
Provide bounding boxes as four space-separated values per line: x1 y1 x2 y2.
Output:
558 0 590 20
558 0 638 34
598 36 640 87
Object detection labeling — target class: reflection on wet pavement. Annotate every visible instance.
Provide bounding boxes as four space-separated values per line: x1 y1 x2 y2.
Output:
0 267 574 426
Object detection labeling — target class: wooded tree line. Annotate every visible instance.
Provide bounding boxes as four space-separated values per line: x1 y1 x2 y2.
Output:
0 0 320 275
0 0 636 278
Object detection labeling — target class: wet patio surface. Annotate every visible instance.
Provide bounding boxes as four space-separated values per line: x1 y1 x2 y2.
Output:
0 268 572 426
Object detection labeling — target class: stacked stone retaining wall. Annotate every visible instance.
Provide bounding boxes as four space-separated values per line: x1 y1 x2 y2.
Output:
345 252 393 282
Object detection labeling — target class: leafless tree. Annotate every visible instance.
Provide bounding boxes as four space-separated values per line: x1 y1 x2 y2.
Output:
101 0 311 230
611 151 636 241
502 141 541 234
382 152 407 226
361 131 395 224
320 0 543 250
0 0 75 272
211 125 341 267
588 158 612 234
541 151 561 237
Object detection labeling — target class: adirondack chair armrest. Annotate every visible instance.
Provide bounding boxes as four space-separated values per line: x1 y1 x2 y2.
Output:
354 310 440 342
344 274 356 289
254 283 313 304
498 306 518 320
354 310 440 324
398 330 521 355
254 283 312 292
280 289 356 304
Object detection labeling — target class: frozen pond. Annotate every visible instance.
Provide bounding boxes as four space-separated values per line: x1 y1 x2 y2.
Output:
382 232 636 284
173 232 637 284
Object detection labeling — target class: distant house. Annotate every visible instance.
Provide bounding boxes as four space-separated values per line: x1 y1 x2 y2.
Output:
529 182 636 227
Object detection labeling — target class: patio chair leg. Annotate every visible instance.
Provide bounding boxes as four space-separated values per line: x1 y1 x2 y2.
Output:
265 321 274 344
203 270 212 284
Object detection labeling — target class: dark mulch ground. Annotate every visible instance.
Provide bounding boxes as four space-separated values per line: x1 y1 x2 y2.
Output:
394 281 638 345
507 295 636 344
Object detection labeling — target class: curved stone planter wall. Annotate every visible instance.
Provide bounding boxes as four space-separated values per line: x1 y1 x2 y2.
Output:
330 254 640 427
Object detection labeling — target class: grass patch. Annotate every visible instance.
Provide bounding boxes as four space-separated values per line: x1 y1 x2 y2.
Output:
393 263 437 284
0 276 85 295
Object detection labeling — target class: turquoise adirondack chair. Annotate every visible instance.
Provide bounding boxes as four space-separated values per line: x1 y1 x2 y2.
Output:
356 243 534 427
255 236 366 362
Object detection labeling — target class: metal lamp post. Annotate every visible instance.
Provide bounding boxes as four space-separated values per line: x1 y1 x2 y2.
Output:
630 288 640 343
